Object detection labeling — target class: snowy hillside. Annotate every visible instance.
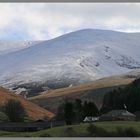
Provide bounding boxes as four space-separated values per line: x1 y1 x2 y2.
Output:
0 41 40 55
0 29 140 94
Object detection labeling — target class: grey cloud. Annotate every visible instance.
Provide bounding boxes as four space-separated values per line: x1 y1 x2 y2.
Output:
0 3 140 40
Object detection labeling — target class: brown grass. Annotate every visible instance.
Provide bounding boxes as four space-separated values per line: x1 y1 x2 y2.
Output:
29 76 134 101
0 87 55 120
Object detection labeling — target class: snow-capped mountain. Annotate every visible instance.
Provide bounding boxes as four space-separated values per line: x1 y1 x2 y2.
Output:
0 41 39 55
0 29 140 94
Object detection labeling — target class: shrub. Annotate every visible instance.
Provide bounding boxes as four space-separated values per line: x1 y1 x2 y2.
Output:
87 124 112 137
0 111 9 122
63 127 77 137
39 133 51 137
115 127 139 137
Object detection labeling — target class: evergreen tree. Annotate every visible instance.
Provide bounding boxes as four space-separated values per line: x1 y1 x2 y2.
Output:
74 99 83 123
101 78 140 114
64 102 75 125
56 103 65 121
83 101 99 117
3 99 26 122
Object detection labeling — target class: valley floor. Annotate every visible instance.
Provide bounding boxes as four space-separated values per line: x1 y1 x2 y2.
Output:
0 121 140 137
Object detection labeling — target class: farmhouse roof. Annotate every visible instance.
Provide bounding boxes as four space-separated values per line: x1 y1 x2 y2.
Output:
102 110 136 117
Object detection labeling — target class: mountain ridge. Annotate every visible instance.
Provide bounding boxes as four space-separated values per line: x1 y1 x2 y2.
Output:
0 29 140 95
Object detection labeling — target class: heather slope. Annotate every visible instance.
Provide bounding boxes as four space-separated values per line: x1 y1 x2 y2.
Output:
0 87 54 120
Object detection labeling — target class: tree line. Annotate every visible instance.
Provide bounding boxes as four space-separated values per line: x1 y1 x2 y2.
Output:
56 99 99 125
100 77 140 114
56 77 140 124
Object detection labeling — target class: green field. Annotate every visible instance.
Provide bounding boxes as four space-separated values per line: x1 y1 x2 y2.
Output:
0 121 140 137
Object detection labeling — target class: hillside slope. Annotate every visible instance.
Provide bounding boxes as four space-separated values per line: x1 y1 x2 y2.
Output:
0 29 140 94
0 87 54 120
0 41 39 55
29 74 135 113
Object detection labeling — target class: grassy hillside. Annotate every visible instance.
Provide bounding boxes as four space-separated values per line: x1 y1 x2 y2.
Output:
0 87 54 120
0 121 140 137
30 76 134 99
29 75 135 113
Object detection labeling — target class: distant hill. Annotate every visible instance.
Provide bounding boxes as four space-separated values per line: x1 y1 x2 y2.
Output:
29 74 135 113
0 87 54 120
1 29 140 96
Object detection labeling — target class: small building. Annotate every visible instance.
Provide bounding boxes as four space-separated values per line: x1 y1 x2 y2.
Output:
83 116 99 122
100 110 136 121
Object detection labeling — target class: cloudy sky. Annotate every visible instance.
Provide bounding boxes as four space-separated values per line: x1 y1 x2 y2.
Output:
0 3 140 40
